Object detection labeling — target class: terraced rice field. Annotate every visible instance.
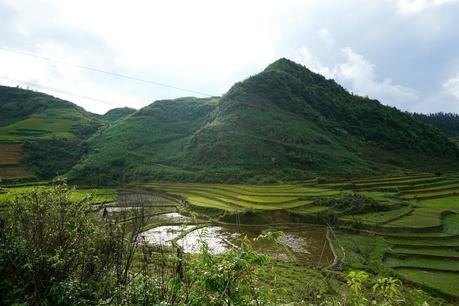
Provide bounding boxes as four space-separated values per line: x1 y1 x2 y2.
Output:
144 183 338 211
328 173 459 298
0 185 117 203
0 113 82 141
0 143 31 179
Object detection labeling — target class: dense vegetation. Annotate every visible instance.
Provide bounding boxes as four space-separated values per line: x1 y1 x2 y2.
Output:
412 112 459 137
0 85 106 180
0 85 104 141
68 59 458 185
68 97 220 185
22 139 88 179
102 107 136 122
0 184 449 305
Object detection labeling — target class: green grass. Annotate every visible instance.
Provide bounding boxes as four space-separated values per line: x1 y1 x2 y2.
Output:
400 181 459 194
391 247 459 258
0 186 116 203
402 189 459 199
169 193 238 211
289 205 330 215
351 173 433 184
0 109 102 142
385 256 459 272
381 231 454 238
340 206 413 225
384 208 442 228
149 183 324 211
443 213 459 235
415 196 459 213
395 268 459 297
0 186 45 202
353 176 444 187
384 237 459 247
70 188 117 203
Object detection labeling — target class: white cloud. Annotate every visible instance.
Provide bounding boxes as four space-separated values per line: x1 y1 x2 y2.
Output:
0 0 458 113
396 0 459 15
336 47 419 109
296 42 419 110
318 28 334 47
444 73 459 100
296 47 335 79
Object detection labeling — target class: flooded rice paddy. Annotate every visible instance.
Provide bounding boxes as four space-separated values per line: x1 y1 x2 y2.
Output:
139 217 334 266
109 192 335 267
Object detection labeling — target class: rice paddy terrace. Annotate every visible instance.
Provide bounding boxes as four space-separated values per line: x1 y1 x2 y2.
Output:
1 172 458 299
0 144 31 180
325 173 459 299
143 173 459 299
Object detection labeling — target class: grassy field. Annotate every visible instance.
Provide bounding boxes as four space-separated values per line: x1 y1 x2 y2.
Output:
0 106 103 142
385 256 459 272
0 185 117 203
144 183 330 211
395 268 459 298
141 174 459 299
340 206 413 225
319 173 459 298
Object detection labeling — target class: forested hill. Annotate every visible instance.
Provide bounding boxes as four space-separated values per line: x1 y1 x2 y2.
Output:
103 107 136 122
68 59 459 185
412 112 459 137
0 85 105 180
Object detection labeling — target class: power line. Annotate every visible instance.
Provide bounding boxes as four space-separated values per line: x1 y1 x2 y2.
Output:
0 76 125 107
0 46 214 97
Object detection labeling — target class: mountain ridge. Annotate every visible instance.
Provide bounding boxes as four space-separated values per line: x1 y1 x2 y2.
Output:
66 59 458 184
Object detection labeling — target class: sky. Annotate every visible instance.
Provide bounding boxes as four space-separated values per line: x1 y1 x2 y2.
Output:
0 0 459 114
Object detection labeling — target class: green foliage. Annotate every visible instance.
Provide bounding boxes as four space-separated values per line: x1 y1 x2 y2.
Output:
0 85 106 180
0 85 105 142
316 192 389 215
346 270 369 295
180 237 271 305
0 185 275 305
68 59 458 185
22 139 87 179
412 112 459 137
0 184 105 304
102 107 136 122
372 276 401 301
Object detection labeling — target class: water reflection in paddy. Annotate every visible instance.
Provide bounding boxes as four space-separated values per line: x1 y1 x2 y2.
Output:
140 221 334 266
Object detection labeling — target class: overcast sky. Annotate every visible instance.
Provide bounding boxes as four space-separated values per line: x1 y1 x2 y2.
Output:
1 0 459 114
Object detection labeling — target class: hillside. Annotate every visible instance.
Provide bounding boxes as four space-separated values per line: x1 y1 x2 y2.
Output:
103 107 136 122
412 112 459 146
68 59 458 184
68 97 219 184
0 85 106 180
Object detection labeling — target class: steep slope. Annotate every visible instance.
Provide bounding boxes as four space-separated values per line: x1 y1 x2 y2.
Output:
103 107 136 122
68 97 219 184
69 59 458 184
412 112 459 146
186 59 457 179
0 85 106 180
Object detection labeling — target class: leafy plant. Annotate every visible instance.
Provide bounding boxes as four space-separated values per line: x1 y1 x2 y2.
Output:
372 276 402 303
346 270 369 295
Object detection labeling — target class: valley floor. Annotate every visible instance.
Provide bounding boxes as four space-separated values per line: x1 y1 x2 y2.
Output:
1 172 458 303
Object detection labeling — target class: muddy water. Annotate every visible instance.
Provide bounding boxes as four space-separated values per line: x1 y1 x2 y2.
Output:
116 192 334 266
140 221 334 266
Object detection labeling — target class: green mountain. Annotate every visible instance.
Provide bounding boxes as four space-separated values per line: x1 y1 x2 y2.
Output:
68 59 458 184
411 112 459 146
103 107 136 122
0 85 105 180
68 97 219 184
